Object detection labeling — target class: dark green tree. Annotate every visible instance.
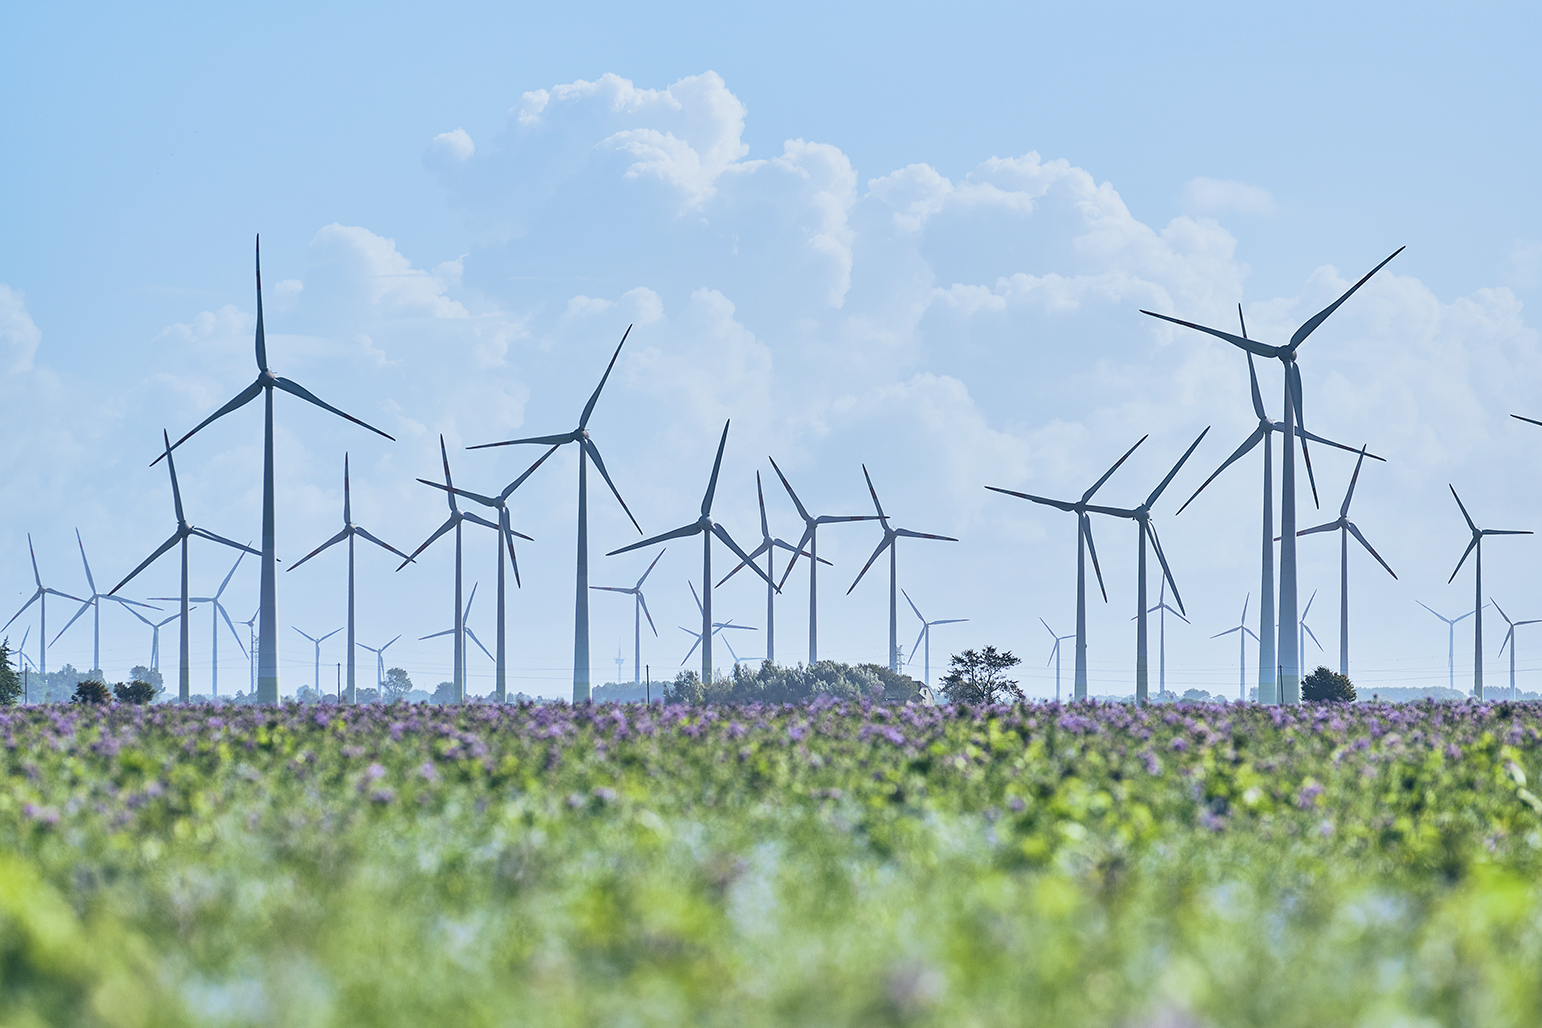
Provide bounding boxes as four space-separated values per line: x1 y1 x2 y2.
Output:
939 646 1023 705
129 665 163 696
71 679 111 705
113 680 158 704
0 639 20 706
382 667 414 701
1302 666 1356 702
431 682 458 705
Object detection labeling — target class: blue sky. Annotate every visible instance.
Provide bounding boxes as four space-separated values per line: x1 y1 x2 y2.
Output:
2 2 1540 697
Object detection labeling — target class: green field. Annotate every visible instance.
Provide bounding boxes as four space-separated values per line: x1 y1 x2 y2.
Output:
3 698 1542 1026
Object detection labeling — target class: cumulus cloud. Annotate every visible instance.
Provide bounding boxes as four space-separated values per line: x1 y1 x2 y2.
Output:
1182 177 1275 216
0 285 42 374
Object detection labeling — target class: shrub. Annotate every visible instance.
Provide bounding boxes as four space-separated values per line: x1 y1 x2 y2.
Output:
70 679 111 705
940 646 1023 705
1303 666 1356 702
113 680 158 705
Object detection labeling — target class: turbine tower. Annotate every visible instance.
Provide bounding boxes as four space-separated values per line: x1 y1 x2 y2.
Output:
157 238 395 703
1039 619 1075 703
1297 446 1396 677
987 437 1145 698
1176 313 1379 702
1143 247 1404 703
469 327 641 703
125 605 193 672
847 465 958 671
1140 579 1189 699
111 432 259 702
609 422 775 684
359 635 401 695
590 550 666 683
400 438 500 704
53 530 158 677
768 457 880 665
717 471 827 664
1212 595 1260 702
903 589 965 688
1 535 84 687
1416 602 1477 691
1493 598 1539 701
293 626 342 696
424 445 553 702
1086 428 1208 705
289 455 413 704
149 550 249 697
1447 485 1531 699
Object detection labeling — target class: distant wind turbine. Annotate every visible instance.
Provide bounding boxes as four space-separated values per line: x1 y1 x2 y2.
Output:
112 432 259 702
679 583 756 668
1493 598 1540 702
1297 446 1396 677
717 471 828 664
1 535 84 687
359 635 402 695
149 549 250 698
156 237 395 703
421 584 497 674
1086 428 1209 705
1144 247 1404 704
1298 590 1324 675
1447 486 1531 699
609 422 775 684
988 436 1144 699
1212 595 1259 702
1416 602 1477 692
124 605 193 673
1039 619 1075 703
52 530 158 676
289 455 413 704
590 549 666 683
847 465 958 671
768 457 880 665
903 589 964 688
469 327 641 703
1138 579 1189 699
293 626 342 696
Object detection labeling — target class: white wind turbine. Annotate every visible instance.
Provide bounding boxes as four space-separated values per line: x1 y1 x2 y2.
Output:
112 432 260 703
469 328 641 703
1298 590 1324 677
1416 602 1477 692
293 626 342 697
359 635 402 696
1212 595 1260 702
1139 579 1189 699
987 436 1145 699
590 550 666 683
1493 598 1540 702
903 589 965 688
1039 619 1075 703
1296 446 1396 677
125 606 193 673
149 550 249 698
1447 485 1531 699
679 583 756 670
158 238 395 703
289 455 413 704
1 535 85 688
1144 248 1404 704
421 584 497 684
52 530 158 677
847 466 958 671
717 471 828 664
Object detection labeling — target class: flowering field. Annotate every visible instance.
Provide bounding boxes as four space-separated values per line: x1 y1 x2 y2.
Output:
4 699 1542 1027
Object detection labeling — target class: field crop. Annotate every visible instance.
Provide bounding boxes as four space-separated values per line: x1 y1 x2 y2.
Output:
3 698 1542 1026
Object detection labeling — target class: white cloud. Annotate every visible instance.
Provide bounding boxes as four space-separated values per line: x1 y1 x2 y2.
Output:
0 284 42 374
432 128 475 161
1182 177 1276 216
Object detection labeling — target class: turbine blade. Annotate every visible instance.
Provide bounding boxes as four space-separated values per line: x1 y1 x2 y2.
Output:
1295 427 1383 460
109 531 184 596
638 591 658 636
768 456 813 524
846 534 894 595
778 524 815 590
420 629 453 641
1081 513 1108 604
1491 596 1512 626
499 443 563 501
716 540 769 587
590 586 633 593
499 512 523 589
585 439 642 533
1303 623 1324 651
1482 529 1533 536
756 471 770 541
74 529 96 594
637 547 667 589
1242 594 1250 623
217 549 248 596
932 619 967 625
906 589 926 623
1302 590 1316 618
1296 521 1340 537
1244 627 1260 641
701 421 731 517
465 628 495 664
984 486 1078 512
1340 446 1368 518
1083 435 1148 503
288 528 350 572
1211 626 1243 639
468 433 574 450
1346 522 1397 579
681 631 702 664
1449 485 1478 533
1288 247 1404 351
1039 616 1055 641
50 599 94 645
294 627 319 644
893 528 959 542
1289 363 1320 508
1246 350 1267 421
162 430 185 522
1500 627 1514 657
354 526 413 563
343 454 351 525
419 479 500 509
1140 310 1277 358
189 528 262 556
1147 427 1210 509
909 625 927 665
154 380 263 465
1512 413 1542 430
28 534 40 589
607 521 701 558
254 236 268 371
579 325 631 430
861 464 887 520
711 523 777 591
399 516 458 570
462 511 500 533
273 376 394 441
218 602 248 658
1146 522 1185 616
1175 426 1268 516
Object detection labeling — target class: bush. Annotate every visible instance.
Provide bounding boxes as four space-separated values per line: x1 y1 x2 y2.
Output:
70 679 111 705
113 680 158 705
1303 666 1356 702
663 661 894 706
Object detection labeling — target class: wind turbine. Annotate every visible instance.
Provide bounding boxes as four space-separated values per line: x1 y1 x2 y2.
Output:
399 437 500 705
293 626 342 697
987 436 1145 699
679 585 757 670
767 458 880 665
1086 429 1209 705
1140 579 1190 699
468 327 641 703
1298 590 1324 676
847 466 958 671
1493 598 1540 701
2 535 84 687
1144 247 1404 703
717 471 828 664
1212 595 1260 702
1448 486 1531 699
125 606 193 672
111 432 260 703
1176 311 1381 703
149 549 249 698
14 629 35 702
423 445 553 702
359 635 401 695
1416 602 1477 692
421 584 497 681
289 454 413 704
1296 446 1396 677
609 422 775 684
239 609 257 694
903 589 965 688
156 238 395 703
590 549 666 683
1039 619 1075 703
52 530 158 676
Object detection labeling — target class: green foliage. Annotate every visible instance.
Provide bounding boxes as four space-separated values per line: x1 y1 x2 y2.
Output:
1303 665 1357 702
112 680 158 705
0 639 20 706
939 645 1023 704
128 665 162 696
382 667 413 701
70 679 111 705
664 661 890 705
430 681 457 705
